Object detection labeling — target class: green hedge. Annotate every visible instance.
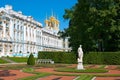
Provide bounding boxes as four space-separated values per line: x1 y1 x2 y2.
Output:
84 52 120 65
83 52 104 64
38 51 120 65
38 52 77 64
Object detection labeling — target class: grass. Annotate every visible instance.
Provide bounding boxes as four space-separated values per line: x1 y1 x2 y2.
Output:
22 68 34 72
76 75 94 80
18 68 51 80
1 64 33 70
8 57 29 63
35 63 71 68
18 73 50 80
98 65 106 69
0 58 8 63
1 63 120 80
55 67 108 73
0 63 70 70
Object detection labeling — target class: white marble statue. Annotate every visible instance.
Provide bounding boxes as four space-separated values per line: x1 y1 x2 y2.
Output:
78 45 83 62
77 45 84 69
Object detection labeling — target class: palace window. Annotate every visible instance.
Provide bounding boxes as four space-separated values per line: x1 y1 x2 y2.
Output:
14 24 16 29
6 23 9 27
17 25 19 30
20 26 22 30
0 21 2 24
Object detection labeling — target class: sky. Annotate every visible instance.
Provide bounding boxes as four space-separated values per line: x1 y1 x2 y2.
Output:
0 0 77 30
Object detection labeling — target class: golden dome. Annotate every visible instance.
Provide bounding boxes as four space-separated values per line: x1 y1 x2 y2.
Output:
49 16 56 21
45 20 49 23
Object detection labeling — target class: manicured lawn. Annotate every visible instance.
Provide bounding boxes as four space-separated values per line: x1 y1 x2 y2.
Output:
8 57 29 63
1 63 120 80
35 64 71 68
0 58 8 63
55 67 108 73
18 68 51 80
98 65 106 69
76 75 94 80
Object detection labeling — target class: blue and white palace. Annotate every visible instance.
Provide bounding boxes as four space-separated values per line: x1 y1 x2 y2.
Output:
0 5 70 57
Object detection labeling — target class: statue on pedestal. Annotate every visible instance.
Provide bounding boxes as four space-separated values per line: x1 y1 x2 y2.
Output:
77 45 84 70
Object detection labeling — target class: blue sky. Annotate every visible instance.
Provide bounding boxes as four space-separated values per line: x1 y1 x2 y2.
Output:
0 0 77 30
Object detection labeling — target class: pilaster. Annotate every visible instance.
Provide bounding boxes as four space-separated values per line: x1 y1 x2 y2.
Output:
9 19 13 41
2 21 6 39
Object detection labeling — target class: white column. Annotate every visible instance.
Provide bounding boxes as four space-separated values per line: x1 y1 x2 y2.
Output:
2 21 6 39
29 27 31 42
24 25 26 42
35 46 37 53
2 43 4 56
40 30 42 46
9 19 13 41
16 44 18 53
19 32 20 41
34 28 36 43
33 28 35 42
7 44 10 56
14 44 16 53
31 27 32 42
28 27 30 42
32 46 34 53
18 44 20 53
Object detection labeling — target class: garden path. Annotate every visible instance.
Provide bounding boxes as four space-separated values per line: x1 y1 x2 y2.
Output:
0 65 120 80
0 70 34 80
36 65 120 80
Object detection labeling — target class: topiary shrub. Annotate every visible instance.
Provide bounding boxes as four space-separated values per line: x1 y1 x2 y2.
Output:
27 53 35 65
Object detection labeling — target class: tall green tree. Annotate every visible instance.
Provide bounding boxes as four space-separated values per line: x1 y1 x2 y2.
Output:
63 0 120 52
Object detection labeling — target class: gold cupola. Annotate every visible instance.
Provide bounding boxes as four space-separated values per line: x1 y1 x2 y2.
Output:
44 14 60 32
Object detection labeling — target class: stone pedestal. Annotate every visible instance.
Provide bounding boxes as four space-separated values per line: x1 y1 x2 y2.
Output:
77 62 84 70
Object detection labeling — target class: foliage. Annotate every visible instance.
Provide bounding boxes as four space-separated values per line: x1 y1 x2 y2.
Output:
84 52 120 65
27 53 35 65
38 51 120 64
38 51 77 64
63 0 120 52
103 52 120 64
84 52 104 64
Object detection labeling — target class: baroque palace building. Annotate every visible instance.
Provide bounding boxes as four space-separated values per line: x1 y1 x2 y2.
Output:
0 5 70 57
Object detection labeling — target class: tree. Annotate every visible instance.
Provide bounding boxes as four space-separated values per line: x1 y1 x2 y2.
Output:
63 0 94 53
63 0 120 52
27 53 35 65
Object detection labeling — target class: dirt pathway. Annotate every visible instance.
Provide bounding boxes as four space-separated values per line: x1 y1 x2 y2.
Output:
0 70 34 80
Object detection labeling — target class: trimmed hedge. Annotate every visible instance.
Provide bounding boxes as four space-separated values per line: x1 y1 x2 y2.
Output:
83 52 104 64
84 52 120 65
38 52 77 64
38 51 120 65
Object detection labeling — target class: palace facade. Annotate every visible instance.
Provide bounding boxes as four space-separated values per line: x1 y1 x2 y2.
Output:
0 5 70 57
